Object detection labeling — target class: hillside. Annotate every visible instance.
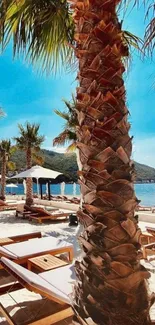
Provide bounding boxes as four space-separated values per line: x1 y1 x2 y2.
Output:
9 149 155 182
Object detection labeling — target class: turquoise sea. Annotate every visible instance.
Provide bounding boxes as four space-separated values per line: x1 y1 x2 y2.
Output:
6 183 155 206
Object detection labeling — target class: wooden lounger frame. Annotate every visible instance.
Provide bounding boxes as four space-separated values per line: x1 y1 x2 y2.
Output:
0 232 42 247
9 231 42 242
142 242 155 259
16 205 60 220
0 260 73 325
0 245 74 270
146 227 155 237
29 212 70 224
140 232 155 246
0 303 73 325
0 204 17 211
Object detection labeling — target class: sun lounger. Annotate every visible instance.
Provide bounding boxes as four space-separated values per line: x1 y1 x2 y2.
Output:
0 237 74 268
29 209 73 224
135 205 153 212
15 203 34 218
16 203 71 223
0 257 76 325
16 204 47 218
0 231 42 246
16 204 60 221
0 199 17 211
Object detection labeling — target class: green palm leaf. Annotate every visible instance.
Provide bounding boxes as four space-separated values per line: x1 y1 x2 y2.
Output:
7 161 16 171
53 96 77 151
0 0 75 74
14 122 45 151
0 139 16 169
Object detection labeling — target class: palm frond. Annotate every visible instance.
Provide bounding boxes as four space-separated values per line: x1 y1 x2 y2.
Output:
0 139 16 169
54 109 70 121
121 29 144 69
9 145 17 155
119 0 155 56
15 122 44 150
122 30 144 50
7 161 16 171
53 129 76 147
66 141 76 152
0 0 75 74
32 152 44 165
53 96 77 151
144 3 155 55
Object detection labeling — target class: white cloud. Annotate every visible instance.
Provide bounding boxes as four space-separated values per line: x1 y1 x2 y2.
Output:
46 146 67 154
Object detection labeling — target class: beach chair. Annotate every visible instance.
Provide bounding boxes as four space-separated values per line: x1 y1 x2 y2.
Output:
0 236 74 269
16 204 60 221
27 206 74 224
29 211 72 224
15 204 33 218
135 205 153 212
0 231 42 246
0 200 17 211
0 257 76 325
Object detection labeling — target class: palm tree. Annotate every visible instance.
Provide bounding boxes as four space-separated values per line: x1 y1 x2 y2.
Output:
0 140 16 200
14 123 44 206
53 96 77 151
70 2 151 325
0 1 151 324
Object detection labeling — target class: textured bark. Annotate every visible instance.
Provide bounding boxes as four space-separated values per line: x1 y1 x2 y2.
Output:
0 154 6 200
69 0 151 324
25 147 33 206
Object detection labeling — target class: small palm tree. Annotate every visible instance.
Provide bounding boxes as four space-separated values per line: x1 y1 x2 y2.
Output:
53 96 77 151
0 140 16 200
14 123 44 206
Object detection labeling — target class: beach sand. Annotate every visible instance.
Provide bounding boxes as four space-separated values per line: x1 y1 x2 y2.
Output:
0 209 155 324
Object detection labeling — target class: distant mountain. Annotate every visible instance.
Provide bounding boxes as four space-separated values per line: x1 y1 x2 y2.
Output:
9 149 155 182
134 161 155 182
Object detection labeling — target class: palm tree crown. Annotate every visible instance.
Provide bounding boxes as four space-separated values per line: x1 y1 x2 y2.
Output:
0 139 16 163
14 123 45 151
14 122 44 206
53 96 77 151
0 139 11 157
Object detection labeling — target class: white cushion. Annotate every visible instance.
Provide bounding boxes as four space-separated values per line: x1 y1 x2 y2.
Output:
0 246 17 258
1 257 76 304
0 237 73 259
40 264 76 300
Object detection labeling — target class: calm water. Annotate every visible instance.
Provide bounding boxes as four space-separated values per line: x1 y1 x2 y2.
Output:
5 183 155 206
134 184 155 206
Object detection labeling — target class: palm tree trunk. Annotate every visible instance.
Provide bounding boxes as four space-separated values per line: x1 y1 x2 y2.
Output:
26 147 33 206
71 1 151 324
0 154 6 201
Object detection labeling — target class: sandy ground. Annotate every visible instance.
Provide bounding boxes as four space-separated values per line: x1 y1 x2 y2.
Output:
0 209 155 324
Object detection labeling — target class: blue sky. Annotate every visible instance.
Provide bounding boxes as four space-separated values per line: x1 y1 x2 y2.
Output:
0 3 155 167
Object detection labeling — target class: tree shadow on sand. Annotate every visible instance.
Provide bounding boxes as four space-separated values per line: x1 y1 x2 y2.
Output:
46 224 83 259
0 296 72 325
